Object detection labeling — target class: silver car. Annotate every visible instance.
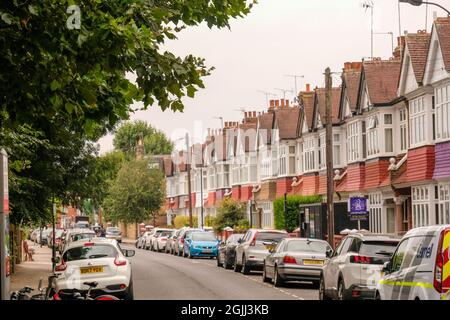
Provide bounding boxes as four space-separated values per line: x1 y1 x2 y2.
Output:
234 229 289 274
105 227 122 243
263 238 333 287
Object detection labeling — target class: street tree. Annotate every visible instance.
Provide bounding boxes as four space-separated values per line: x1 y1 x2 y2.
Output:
113 121 173 159
213 198 248 233
102 159 165 224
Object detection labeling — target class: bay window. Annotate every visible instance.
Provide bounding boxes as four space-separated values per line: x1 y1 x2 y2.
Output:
347 121 361 163
208 167 216 191
333 133 341 167
369 193 382 234
412 185 436 228
303 137 316 172
435 84 450 141
232 164 240 185
438 184 450 225
384 114 393 153
399 108 408 152
279 145 287 175
271 147 278 177
288 145 296 175
367 114 379 156
260 149 271 180
318 134 326 170
249 155 257 182
410 97 426 146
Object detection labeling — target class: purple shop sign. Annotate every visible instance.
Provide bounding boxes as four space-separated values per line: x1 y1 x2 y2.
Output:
349 197 368 221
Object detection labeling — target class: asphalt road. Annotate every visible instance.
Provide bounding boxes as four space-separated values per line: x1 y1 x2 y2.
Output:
123 244 319 300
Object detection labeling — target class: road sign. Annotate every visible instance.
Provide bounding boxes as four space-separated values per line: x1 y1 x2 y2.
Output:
349 197 368 221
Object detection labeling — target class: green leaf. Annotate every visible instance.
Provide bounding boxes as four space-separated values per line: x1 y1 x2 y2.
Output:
186 85 197 98
50 80 60 91
1 13 13 25
28 5 38 16
65 102 74 114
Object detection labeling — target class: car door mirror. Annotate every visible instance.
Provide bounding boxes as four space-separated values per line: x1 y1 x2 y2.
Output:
382 261 391 274
237 238 243 244
124 250 135 258
326 249 334 258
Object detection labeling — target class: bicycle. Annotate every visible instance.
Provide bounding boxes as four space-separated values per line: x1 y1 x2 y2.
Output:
54 281 120 300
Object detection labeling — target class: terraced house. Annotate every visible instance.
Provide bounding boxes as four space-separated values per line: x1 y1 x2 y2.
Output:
163 16 450 237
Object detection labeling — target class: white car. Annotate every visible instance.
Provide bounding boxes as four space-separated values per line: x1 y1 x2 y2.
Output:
55 238 135 300
136 232 150 249
319 232 400 300
377 225 450 300
154 230 173 252
61 228 96 253
144 228 173 251
234 229 289 274
105 227 122 243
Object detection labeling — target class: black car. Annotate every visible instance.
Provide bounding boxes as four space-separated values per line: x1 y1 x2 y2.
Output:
217 234 244 269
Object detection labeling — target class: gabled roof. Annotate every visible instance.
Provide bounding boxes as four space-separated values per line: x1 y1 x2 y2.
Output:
342 68 362 111
360 59 402 106
435 17 450 72
258 112 274 145
274 107 300 139
163 157 174 177
299 91 315 131
237 122 257 153
404 31 431 84
315 87 342 126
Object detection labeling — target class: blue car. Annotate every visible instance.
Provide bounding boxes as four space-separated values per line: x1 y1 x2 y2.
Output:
183 232 219 259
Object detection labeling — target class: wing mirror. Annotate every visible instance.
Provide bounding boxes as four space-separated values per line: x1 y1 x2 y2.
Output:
237 238 243 244
326 248 334 258
382 261 391 274
124 250 135 258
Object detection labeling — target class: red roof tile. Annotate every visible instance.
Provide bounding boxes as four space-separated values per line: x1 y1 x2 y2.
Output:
342 70 362 111
300 91 315 131
405 31 431 84
435 17 450 72
315 87 342 125
363 59 401 105
258 112 274 145
274 107 300 139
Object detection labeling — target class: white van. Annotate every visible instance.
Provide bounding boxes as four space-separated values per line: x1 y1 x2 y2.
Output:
377 225 450 300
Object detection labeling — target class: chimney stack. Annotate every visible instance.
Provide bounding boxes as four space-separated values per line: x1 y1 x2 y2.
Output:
270 100 275 108
275 100 280 107
306 83 311 92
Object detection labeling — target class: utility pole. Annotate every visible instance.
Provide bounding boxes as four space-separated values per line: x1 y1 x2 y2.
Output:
185 132 193 227
200 167 204 229
325 68 335 250
52 198 56 272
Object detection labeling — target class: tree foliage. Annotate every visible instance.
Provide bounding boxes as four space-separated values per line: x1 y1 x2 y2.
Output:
273 195 322 232
0 0 255 134
213 198 248 233
113 120 173 159
102 159 165 224
173 215 198 229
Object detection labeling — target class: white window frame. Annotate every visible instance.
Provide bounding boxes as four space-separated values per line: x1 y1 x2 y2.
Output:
410 96 427 147
438 183 450 225
333 132 341 167
435 83 450 142
303 136 316 173
318 133 326 170
399 108 409 152
369 193 382 234
347 121 361 163
412 185 436 228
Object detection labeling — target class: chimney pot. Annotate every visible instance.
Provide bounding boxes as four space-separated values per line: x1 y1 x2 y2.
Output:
253 111 256 117
270 100 275 107
275 100 280 107
286 100 290 107
306 84 310 92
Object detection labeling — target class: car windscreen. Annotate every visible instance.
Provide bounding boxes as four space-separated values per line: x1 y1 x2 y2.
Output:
106 228 120 234
159 231 172 237
70 233 95 242
256 232 289 243
285 240 330 253
192 233 217 242
63 245 118 262
359 241 398 258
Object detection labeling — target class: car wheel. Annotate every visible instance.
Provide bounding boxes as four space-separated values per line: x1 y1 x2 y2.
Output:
337 278 345 300
273 266 284 287
319 276 331 300
241 255 250 275
262 263 271 283
224 255 232 270
234 255 242 272
123 281 134 301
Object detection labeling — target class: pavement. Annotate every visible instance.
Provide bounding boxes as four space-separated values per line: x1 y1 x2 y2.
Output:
122 244 319 300
9 241 53 294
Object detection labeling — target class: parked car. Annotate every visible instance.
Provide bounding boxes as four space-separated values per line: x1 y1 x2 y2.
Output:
217 234 244 269
377 225 450 300
154 230 173 252
55 238 135 300
61 229 96 254
30 229 40 243
263 238 332 287
136 231 150 249
183 231 219 259
164 230 179 253
174 227 202 256
319 232 400 300
105 227 122 243
47 229 65 248
39 228 52 246
234 229 289 274
144 228 173 250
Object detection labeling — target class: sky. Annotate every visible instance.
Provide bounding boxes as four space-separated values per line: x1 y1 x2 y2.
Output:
97 0 450 154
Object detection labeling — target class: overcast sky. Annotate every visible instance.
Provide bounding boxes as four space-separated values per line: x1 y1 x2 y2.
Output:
97 0 449 154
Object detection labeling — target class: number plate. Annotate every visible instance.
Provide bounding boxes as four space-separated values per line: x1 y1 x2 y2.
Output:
303 259 324 266
202 249 212 253
80 266 104 274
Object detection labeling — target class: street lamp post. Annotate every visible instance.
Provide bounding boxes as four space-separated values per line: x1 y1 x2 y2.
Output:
399 0 450 15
